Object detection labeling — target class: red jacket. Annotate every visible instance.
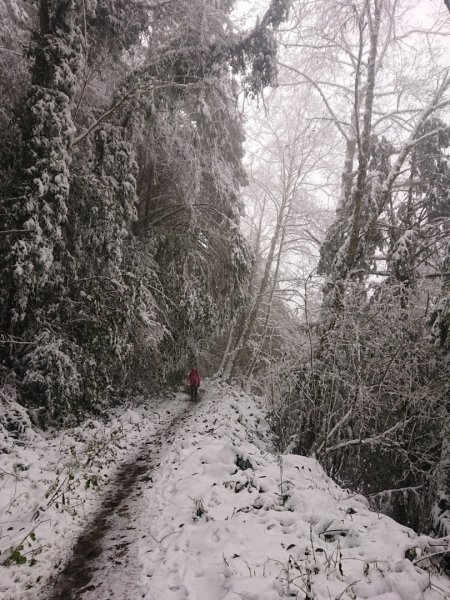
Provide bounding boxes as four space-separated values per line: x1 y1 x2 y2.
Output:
188 369 201 386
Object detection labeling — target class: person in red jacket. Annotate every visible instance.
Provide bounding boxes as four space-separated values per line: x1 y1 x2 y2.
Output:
187 368 201 401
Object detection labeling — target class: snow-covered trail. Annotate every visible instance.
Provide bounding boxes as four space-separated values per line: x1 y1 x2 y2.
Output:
4 383 450 600
48 398 198 600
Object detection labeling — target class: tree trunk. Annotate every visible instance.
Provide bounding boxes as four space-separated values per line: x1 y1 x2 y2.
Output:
227 191 289 378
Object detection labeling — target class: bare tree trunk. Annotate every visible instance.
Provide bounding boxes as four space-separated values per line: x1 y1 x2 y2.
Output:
217 317 237 377
345 0 381 277
219 195 267 378
227 190 289 378
245 208 288 378
340 113 357 206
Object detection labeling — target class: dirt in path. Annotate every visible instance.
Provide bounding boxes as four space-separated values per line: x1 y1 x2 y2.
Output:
48 402 195 600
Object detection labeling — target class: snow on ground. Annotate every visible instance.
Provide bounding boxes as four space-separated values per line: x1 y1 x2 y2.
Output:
138 383 450 600
49 393 199 600
0 389 188 600
2 382 450 600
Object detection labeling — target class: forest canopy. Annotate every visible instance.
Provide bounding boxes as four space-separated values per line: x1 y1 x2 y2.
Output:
0 0 288 419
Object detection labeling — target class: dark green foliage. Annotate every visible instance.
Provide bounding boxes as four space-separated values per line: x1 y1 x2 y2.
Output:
0 0 286 422
4 548 27 566
235 455 253 471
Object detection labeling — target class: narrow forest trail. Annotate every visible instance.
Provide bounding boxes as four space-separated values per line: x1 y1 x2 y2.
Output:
47 397 198 600
13 385 450 600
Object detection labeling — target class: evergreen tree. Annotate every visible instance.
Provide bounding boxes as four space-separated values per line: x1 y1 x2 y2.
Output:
0 0 288 421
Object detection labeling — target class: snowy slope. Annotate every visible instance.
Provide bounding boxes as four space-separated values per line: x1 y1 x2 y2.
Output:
1 383 450 600
137 383 450 600
0 391 188 599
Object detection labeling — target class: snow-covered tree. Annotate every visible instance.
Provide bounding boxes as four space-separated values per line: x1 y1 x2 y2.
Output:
265 0 450 531
0 0 289 420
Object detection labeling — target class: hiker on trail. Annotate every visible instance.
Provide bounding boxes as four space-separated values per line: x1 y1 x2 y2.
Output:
187 368 201 401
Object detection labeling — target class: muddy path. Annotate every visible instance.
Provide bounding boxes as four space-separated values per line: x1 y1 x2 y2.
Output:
48 402 196 600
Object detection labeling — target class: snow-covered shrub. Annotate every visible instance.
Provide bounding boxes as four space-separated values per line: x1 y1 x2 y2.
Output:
21 330 82 423
270 281 449 533
0 387 30 437
0 383 34 452
430 240 450 350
